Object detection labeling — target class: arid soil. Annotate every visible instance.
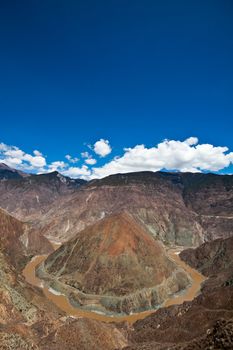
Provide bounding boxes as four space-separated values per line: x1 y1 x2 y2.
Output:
1 169 233 247
23 246 205 324
119 236 233 349
0 208 52 268
0 207 128 350
0 166 232 349
180 235 233 277
37 213 191 314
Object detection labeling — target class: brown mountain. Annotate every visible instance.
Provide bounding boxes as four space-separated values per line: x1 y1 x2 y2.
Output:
0 169 232 349
180 236 233 274
33 172 205 245
118 236 233 350
38 212 190 315
33 172 233 246
0 170 232 246
0 168 86 221
0 208 127 350
120 288 233 350
182 172 233 242
0 162 30 179
0 208 52 269
39 318 128 350
1 215 232 349
0 208 57 348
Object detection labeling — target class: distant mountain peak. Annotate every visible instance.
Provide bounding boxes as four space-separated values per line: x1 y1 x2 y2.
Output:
0 162 19 171
0 162 29 179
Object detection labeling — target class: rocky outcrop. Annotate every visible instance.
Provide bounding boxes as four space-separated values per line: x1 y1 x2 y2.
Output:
0 206 127 350
119 235 233 350
39 317 128 350
35 172 206 246
38 213 190 315
0 162 29 180
0 168 86 221
0 208 53 269
28 172 233 246
174 319 233 350
0 170 232 246
119 283 233 349
182 172 233 241
180 236 233 277
0 207 56 348
0 169 232 349
0 245 127 350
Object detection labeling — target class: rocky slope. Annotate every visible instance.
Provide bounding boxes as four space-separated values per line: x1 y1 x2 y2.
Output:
182 172 233 242
119 236 233 349
0 168 232 349
0 162 29 179
0 207 128 350
39 318 128 350
33 172 233 246
0 165 86 221
35 172 205 246
0 208 58 349
0 208 52 268
180 236 233 277
120 289 233 349
37 212 190 315
0 247 128 350
0 169 232 246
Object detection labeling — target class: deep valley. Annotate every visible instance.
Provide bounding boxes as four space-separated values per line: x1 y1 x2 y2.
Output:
0 163 233 349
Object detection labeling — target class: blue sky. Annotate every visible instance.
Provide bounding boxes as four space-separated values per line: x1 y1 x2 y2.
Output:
0 0 233 178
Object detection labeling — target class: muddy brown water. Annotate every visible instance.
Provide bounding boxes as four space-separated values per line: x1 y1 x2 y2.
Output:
22 248 206 324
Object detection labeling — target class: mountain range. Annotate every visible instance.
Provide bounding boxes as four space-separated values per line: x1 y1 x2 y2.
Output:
39 212 190 315
0 164 232 246
0 162 232 349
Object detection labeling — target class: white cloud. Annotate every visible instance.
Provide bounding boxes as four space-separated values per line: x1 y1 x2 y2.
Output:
85 158 97 165
0 142 47 171
61 165 91 180
0 143 9 152
81 151 90 158
90 137 233 179
5 149 24 158
184 137 199 146
3 157 22 167
23 154 46 168
80 151 97 165
1 137 233 180
93 139 112 157
33 150 43 156
48 161 67 172
65 154 79 163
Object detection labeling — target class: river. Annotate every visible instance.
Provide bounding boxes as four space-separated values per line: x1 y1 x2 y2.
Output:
22 247 205 324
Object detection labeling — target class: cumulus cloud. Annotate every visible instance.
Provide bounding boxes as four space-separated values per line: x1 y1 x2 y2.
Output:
0 141 93 179
61 165 91 179
33 150 43 156
24 154 46 168
48 161 67 172
90 137 233 179
1 137 233 180
80 151 97 165
184 137 199 146
65 154 79 163
0 142 47 171
93 139 112 157
80 151 89 158
85 158 97 165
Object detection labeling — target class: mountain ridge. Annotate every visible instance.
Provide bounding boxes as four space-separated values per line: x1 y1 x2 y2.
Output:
0 167 232 246
37 212 190 315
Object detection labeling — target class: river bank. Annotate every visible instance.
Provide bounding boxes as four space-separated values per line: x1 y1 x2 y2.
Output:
22 247 206 324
